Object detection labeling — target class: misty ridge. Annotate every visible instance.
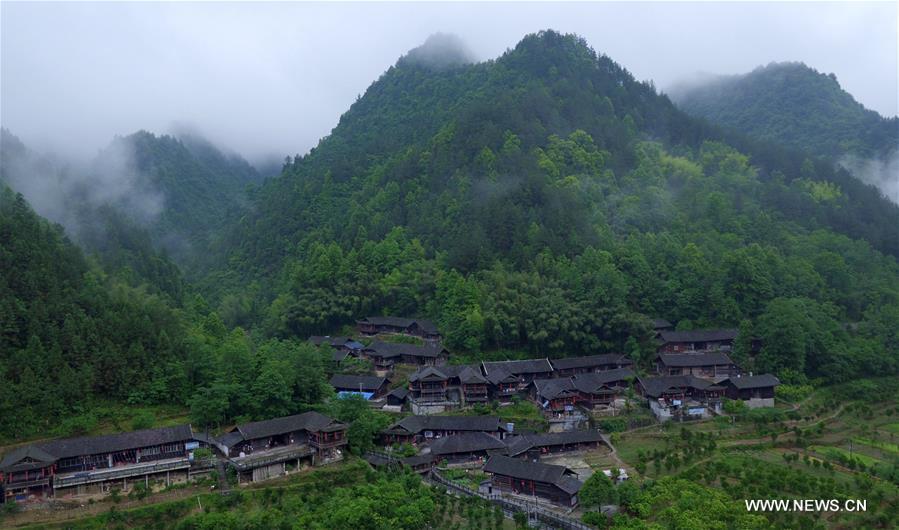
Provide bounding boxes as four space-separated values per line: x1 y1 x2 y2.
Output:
839 151 899 205
668 61 899 204
0 127 262 262
0 128 163 235
1 29 896 264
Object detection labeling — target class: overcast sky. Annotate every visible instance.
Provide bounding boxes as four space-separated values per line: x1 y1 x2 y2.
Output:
2 1 896 163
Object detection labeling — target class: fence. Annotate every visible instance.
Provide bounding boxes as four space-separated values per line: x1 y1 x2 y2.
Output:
429 468 593 530
53 458 191 488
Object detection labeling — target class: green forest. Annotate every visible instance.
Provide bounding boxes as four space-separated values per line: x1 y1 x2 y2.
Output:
1 29 898 529
671 61 899 161
2 30 898 439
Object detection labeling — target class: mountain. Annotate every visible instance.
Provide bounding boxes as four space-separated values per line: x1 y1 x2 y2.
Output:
204 31 899 385
670 62 898 159
669 62 899 200
97 130 260 262
0 185 196 438
0 128 260 271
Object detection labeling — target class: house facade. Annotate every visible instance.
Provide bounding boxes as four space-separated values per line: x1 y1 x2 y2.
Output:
0 425 202 503
483 455 583 506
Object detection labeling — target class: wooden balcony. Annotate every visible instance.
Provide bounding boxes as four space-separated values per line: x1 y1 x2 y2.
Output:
54 457 190 488
229 444 315 471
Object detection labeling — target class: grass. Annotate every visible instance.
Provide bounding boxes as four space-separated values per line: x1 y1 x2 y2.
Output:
879 422 899 434
808 445 882 467
854 437 899 455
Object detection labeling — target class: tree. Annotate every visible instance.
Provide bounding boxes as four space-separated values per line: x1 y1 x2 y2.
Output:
580 471 618 508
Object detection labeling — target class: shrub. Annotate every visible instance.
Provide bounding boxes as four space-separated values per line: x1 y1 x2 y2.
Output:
131 410 155 431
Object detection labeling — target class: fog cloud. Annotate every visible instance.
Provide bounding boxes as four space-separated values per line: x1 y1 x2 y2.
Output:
0 129 165 236
839 152 899 205
2 2 895 165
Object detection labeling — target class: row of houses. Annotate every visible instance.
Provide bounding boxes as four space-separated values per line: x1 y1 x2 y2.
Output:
314 336 449 372
1 412 348 504
371 418 610 507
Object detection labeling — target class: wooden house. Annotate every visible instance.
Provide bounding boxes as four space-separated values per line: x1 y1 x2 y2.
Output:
308 336 364 353
655 352 740 380
721 374 780 408
504 431 609 460
329 374 389 399
638 375 725 421
216 412 347 482
356 317 440 341
571 367 636 408
407 364 488 406
483 455 583 506
427 432 508 464
0 425 199 502
481 359 554 388
361 341 448 371
381 415 511 445
550 354 633 377
657 329 738 353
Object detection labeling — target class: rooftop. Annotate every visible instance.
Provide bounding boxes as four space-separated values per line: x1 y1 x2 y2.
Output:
658 329 738 343
484 455 582 494
657 352 736 367
549 354 632 371
329 374 388 391
722 374 780 389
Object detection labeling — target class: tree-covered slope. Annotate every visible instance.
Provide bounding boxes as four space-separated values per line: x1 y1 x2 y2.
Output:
0 186 188 437
99 130 260 262
0 128 260 268
201 31 899 386
669 62 899 160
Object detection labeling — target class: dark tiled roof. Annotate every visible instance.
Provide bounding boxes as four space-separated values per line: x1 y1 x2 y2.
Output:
387 387 409 400
482 359 553 376
333 350 349 362
218 431 245 449
658 329 738 343
409 366 449 382
550 354 632 371
36 425 195 460
504 431 608 456
364 341 447 359
533 378 578 400
484 455 581 494
638 375 716 398
0 445 59 472
330 374 387 391
572 368 636 393
309 335 350 347
236 412 342 441
458 366 487 384
410 364 484 383
358 317 439 334
657 352 735 367
428 432 507 456
723 374 780 389
557 475 584 495
401 454 434 466
386 415 506 435
485 367 519 385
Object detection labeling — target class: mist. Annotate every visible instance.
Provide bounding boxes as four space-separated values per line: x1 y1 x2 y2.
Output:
2 2 895 165
839 152 899 205
0 129 165 238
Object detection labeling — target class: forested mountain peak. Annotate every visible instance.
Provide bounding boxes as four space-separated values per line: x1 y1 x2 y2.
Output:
669 60 898 160
398 32 476 70
203 31 899 388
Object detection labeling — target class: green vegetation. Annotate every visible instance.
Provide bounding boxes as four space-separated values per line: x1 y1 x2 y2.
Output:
2 30 899 529
672 62 898 160
17 462 509 530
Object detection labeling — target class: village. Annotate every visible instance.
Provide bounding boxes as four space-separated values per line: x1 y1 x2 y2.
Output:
1 316 780 517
